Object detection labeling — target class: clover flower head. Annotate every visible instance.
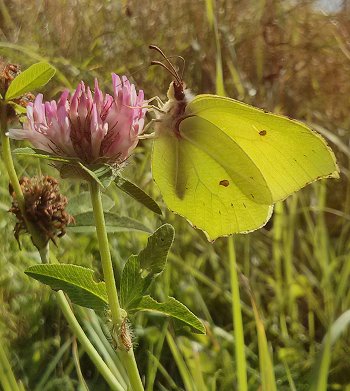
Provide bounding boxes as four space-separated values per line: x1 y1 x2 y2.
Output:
9 74 146 165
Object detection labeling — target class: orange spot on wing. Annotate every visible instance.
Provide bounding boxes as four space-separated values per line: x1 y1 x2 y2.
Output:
219 179 230 187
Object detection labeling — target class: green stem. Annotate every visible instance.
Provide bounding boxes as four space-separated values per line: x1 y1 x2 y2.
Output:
166 332 195 391
146 320 169 391
284 195 298 322
228 236 248 391
0 357 12 391
272 201 283 302
0 0 15 29
0 336 20 391
43 247 126 390
316 181 332 320
89 180 122 326
77 309 128 388
56 291 124 391
0 102 46 250
89 179 144 391
0 103 24 206
273 201 288 338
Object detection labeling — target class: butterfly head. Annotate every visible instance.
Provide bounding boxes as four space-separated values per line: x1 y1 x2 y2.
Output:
167 80 190 102
150 45 192 103
150 45 195 139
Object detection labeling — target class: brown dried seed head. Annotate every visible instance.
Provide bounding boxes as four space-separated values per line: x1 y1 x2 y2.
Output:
9 176 74 245
0 59 35 120
15 92 35 107
0 59 21 96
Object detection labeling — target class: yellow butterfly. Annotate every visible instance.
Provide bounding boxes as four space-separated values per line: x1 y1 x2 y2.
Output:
146 46 339 240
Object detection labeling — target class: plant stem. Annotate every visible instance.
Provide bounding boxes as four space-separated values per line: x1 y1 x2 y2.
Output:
284 195 298 322
228 236 248 391
89 180 122 326
0 0 15 29
0 339 20 391
77 309 128 388
42 247 126 390
273 201 288 338
89 179 144 391
0 102 46 250
316 181 332 320
166 331 195 391
0 365 11 391
56 291 125 391
0 104 23 205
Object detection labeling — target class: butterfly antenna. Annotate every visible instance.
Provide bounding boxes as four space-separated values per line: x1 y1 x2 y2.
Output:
149 45 182 84
110 63 149 89
150 60 180 82
128 63 151 78
168 55 186 80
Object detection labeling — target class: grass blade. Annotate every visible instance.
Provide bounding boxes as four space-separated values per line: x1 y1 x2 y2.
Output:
228 237 248 391
242 275 277 391
166 332 196 391
310 310 350 391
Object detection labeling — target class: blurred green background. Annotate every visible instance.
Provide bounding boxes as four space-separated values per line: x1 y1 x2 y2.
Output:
0 0 349 390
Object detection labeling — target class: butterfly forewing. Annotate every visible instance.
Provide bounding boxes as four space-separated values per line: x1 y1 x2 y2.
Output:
185 95 339 203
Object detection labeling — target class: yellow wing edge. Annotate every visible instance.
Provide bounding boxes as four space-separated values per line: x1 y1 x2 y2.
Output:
181 204 275 242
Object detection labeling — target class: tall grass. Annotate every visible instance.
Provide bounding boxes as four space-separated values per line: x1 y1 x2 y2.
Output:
0 0 350 389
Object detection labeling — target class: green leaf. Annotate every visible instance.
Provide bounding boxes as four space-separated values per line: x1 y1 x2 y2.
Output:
135 295 206 334
115 176 162 215
13 147 77 163
8 101 27 115
13 149 117 188
25 264 108 310
68 211 152 234
120 224 175 309
138 223 175 274
78 162 117 188
66 192 114 215
120 255 150 310
5 62 56 101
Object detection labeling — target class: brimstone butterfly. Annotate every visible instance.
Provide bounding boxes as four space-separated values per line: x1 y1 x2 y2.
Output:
148 46 339 241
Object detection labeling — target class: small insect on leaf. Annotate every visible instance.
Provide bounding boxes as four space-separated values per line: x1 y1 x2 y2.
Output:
119 319 132 351
259 130 267 136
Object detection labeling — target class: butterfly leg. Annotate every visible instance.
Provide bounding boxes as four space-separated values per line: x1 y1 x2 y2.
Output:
138 133 157 140
144 104 166 114
138 119 160 139
147 96 165 108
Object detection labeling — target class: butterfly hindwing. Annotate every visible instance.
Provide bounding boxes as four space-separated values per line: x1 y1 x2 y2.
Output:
152 127 273 240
